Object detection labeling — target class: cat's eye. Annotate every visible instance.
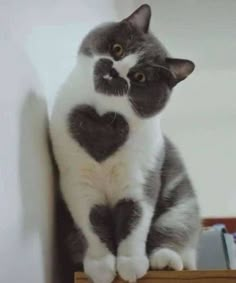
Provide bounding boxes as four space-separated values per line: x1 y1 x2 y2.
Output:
133 72 146 83
111 43 124 58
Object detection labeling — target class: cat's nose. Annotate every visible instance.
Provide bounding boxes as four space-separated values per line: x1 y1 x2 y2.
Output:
109 68 119 78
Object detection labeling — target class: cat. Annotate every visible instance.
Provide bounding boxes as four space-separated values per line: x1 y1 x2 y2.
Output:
50 4 201 283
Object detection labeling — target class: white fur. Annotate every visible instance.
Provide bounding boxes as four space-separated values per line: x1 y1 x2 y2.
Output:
116 201 152 281
150 248 183 270
84 254 116 283
117 255 149 283
50 52 164 282
103 74 113 80
113 54 138 79
150 247 197 270
180 248 197 270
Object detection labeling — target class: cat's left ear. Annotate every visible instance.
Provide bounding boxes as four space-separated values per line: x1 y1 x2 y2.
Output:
166 58 195 86
123 4 151 33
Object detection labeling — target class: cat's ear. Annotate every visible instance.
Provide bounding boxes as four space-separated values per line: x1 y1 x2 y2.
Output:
166 58 195 85
123 4 151 33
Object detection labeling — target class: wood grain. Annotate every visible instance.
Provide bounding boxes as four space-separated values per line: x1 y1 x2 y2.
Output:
74 270 236 283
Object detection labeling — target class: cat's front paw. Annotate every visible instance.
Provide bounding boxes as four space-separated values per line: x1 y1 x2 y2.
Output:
84 254 116 283
117 255 149 282
150 248 183 271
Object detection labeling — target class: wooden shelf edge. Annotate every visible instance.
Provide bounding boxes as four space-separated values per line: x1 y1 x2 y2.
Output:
75 270 236 281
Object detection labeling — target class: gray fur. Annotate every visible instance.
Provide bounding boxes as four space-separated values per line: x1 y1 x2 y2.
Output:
68 105 129 162
64 137 200 264
124 4 151 33
113 199 142 244
89 199 142 255
94 58 128 96
146 137 201 254
90 205 115 254
79 21 177 117
56 194 87 282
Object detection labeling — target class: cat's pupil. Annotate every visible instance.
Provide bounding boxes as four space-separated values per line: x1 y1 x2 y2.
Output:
112 43 123 57
134 72 146 82
115 46 121 52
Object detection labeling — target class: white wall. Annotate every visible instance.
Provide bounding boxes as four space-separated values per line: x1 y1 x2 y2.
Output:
0 0 235 282
0 1 116 282
0 33 54 283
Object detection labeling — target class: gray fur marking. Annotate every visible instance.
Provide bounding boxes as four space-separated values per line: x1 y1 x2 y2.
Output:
68 105 129 162
90 205 116 254
113 199 142 244
146 137 201 254
89 199 142 254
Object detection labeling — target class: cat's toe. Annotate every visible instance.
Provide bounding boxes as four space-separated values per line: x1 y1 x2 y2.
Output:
84 254 116 283
149 248 183 271
117 255 149 282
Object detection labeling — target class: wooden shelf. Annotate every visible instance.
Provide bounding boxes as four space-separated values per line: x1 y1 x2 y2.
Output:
75 270 236 283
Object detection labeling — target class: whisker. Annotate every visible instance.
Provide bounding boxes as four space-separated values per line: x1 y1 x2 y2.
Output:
109 112 117 125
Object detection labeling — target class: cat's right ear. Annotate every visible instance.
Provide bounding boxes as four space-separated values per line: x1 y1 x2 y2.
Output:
166 58 195 86
122 4 151 33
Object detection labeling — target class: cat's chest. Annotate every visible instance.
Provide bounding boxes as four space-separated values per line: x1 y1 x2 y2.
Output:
78 159 132 202
65 104 160 200
68 104 132 162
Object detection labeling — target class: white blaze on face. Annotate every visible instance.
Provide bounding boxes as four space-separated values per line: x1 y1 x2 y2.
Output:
113 54 139 79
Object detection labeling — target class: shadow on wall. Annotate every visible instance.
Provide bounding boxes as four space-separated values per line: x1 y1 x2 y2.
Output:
18 90 55 283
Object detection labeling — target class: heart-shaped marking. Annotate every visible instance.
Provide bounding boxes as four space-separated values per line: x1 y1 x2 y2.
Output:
68 105 129 162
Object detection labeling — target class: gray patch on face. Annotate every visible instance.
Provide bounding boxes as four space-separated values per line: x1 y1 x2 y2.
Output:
146 136 201 254
79 20 176 117
79 22 148 58
68 105 129 162
128 64 173 118
94 58 128 96
113 199 142 244
89 205 116 254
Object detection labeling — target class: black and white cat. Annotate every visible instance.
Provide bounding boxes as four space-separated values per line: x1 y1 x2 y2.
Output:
50 4 201 283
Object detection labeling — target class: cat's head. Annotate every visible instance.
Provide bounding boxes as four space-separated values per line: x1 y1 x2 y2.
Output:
79 4 195 118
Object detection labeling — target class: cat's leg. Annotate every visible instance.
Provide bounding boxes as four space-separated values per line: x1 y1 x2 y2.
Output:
147 197 200 271
147 137 201 271
114 195 153 282
62 183 116 283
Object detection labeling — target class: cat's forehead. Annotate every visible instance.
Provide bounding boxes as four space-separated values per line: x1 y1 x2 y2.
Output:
80 21 167 62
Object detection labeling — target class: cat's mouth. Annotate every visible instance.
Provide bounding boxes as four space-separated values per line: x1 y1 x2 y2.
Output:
94 58 129 96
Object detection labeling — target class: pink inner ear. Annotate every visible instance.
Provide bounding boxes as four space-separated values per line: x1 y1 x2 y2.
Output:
178 61 195 78
167 59 195 81
124 4 151 33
